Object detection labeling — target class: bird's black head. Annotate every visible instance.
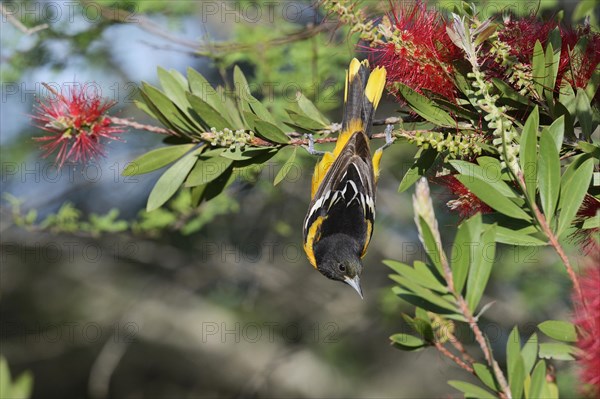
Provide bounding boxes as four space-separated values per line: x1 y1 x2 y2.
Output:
313 234 364 298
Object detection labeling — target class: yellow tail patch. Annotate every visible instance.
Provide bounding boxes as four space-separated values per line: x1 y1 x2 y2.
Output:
365 66 387 110
345 58 369 103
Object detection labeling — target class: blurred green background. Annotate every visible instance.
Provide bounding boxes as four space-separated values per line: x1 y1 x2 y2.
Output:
1 0 591 397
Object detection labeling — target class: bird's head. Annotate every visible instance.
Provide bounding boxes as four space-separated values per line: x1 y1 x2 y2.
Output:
314 235 364 298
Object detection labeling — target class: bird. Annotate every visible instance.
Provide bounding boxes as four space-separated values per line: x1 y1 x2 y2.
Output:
302 58 391 298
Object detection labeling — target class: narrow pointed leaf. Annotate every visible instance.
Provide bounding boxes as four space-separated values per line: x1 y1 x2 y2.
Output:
546 115 565 152
186 92 231 131
539 342 576 360
390 333 426 351
296 92 329 125
274 147 297 186
147 151 198 211
538 132 561 223
398 148 438 192
575 88 594 139
521 333 539 375
123 144 196 176
538 320 577 342
456 175 531 221
520 107 539 202
448 380 497 399
528 361 547 399
451 160 518 198
451 213 482 294
474 363 499 391
185 156 233 187
395 83 456 126
532 41 545 97
557 158 594 236
465 224 496 311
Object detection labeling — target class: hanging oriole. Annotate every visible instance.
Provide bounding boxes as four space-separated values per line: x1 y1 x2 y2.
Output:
302 58 391 298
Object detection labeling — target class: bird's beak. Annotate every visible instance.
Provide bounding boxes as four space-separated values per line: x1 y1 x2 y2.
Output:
344 275 363 299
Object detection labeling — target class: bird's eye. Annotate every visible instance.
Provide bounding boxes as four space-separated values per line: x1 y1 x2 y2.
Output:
338 263 346 272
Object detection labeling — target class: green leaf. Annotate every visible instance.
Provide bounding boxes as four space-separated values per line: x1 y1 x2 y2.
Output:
274 147 297 186
201 166 235 202
544 42 560 93
123 144 196 176
532 40 545 97
494 225 547 246
507 327 525 399
389 274 456 313
220 86 245 130
9 370 33 399
578 141 600 158
520 107 539 202
253 120 290 144
473 363 499 391
465 224 496 311
538 132 561 223
584 68 600 101
528 361 547 399
157 67 194 120
296 92 329 125
285 111 329 131
451 213 482 294
186 92 232 131
390 333 427 351
417 216 444 276
521 333 539 375
233 65 252 121
545 115 565 153
575 88 594 139
448 380 497 399
450 160 517 198
0 357 10 399
402 314 434 342
185 155 233 187
395 83 456 126
456 175 531 221
187 67 229 121
398 148 438 192
557 158 594 236
559 81 577 116
492 78 530 106
141 82 197 134
538 320 577 342
392 287 461 318
539 342 576 360
384 260 448 293
146 151 197 211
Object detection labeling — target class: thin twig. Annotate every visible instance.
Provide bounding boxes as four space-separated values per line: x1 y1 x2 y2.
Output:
447 330 476 364
522 173 586 310
433 341 474 373
110 117 178 136
1 3 49 35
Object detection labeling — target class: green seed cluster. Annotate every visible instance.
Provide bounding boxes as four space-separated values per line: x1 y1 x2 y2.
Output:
209 127 254 149
410 130 485 159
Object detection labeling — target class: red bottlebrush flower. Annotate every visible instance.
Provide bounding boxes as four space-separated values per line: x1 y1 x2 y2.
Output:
497 17 600 97
437 175 493 219
556 26 600 97
572 262 600 397
497 16 557 64
368 2 462 101
570 194 600 256
32 84 123 167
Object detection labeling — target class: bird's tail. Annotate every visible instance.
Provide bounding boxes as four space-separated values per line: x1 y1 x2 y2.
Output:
341 58 387 138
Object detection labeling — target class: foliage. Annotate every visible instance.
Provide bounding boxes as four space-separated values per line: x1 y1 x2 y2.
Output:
8 0 600 398
0 356 33 399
